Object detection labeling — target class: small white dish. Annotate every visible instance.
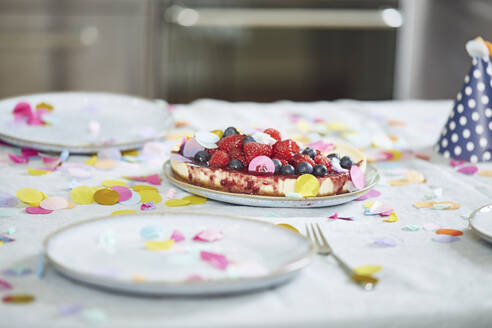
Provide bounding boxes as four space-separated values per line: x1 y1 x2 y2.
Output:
469 204 492 243
163 160 380 208
0 92 172 153
44 211 314 296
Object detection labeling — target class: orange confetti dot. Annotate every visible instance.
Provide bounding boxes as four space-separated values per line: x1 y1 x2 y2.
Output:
436 229 463 236
388 179 409 186
478 170 492 177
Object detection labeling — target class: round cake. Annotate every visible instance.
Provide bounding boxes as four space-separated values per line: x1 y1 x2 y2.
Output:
170 127 367 197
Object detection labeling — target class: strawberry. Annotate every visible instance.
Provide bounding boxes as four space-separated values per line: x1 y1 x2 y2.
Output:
263 128 281 142
244 142 273 163
290 153 315 167
272 139 300 161
314 154 332 169
209 150 229 168
218 135 244 153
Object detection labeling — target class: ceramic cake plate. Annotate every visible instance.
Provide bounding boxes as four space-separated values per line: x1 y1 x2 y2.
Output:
469 203 492 244
0 92 173 153
44 212 314 296
163 160 380 208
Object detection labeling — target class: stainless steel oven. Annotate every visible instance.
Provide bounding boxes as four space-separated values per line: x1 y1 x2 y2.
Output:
159 0 401 102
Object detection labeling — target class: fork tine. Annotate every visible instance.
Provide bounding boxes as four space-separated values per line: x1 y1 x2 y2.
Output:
304 224 312 242
315 223 332 251
309 223 321 246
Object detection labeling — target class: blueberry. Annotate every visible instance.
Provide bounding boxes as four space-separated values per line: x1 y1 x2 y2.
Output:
295 161 313 174
228 159 244 170
194 151 210 163
313 164 327 176
223 127 239 137
340 156 353 169
272 159 282 173
280 164 295 175
302 147 316 159
242 135 256 145
327 153 339 160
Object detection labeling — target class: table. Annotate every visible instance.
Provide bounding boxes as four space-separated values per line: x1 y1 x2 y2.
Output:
1 99 492 328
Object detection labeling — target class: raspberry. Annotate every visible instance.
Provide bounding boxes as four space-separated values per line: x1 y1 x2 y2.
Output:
290 153 315 167
209 150 229 168
205 148 217 156
314 155 332 169
263 128 281 142
244 142 273 163
229 148 247 166
218 135 245 153
272 158 288 166
272 140 300 161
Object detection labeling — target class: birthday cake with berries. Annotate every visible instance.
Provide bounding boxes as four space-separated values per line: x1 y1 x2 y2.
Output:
170 127 367 197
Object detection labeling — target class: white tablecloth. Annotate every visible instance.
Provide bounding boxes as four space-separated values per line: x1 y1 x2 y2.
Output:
1 99 492 328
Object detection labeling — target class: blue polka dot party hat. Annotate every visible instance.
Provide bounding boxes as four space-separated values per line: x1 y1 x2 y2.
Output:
436 37 492 163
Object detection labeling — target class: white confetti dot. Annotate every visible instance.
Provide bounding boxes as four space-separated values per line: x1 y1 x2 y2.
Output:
484 151 491 161
451 133 459 143
466 141 475 151
486 108 492 118
454 146 462 156
450 121 456 130
456 92 462 100
463 129 471 138
477 82 485 91
459 116 467 126
487 65 492 75
489 121 492 131
471 155 478 163
441 138 448 147
468 99 476 108
480 137 488 147
474 69 482 78
482 95 489 104
443 150 450 158
465 86 472 95
465 75 470 83
471 112 480 121
457 104 464 113
476 125 484 134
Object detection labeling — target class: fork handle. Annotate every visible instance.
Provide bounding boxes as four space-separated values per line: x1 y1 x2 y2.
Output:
331 253 378 290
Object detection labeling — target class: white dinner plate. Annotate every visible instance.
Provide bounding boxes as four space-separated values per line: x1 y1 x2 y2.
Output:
0 92 173 153
469 203 492 243
163 160 380 208
44 212 314 296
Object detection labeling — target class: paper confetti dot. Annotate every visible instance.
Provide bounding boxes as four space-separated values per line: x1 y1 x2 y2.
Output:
145 239 175 251
405 170 425 183
478 169 492 177
16 188 44 206
102 179 127 187
277 223 300 233
457 165 478 175
40 197 68 210
94 188 120 205
201 251 230 270
2 294 35 304
248 155 275 174
383 211 398 223
436 229 463 236
433 235 460 243
294 174 320 197
413 201 434 209
0 192 18 207
0 279 13 290
111 186 132 202
119 190 141 205
402 225 420 231
181 195 207 205
193 229 223 242
27 168 51 176
373 237 397 247
350 165 366 190
138 190 162 204
70 186 95 205
388 179 410 186
111 209 137 216
26 206 53 214
165 199 191 207
140 226 164 240
432 201 460 210
354 265 382 276
170 229 185 242
84 155 98 166
94 159 118 170
132 185 158 192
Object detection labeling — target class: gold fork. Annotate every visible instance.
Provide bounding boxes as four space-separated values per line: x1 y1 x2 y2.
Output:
305 223 378 291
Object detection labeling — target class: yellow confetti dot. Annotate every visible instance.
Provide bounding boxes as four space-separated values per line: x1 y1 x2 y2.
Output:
0 241 3 247
132 185 158 192
294 174 320 197
70 186 95 205
94 159 118 170
388 179 410 186
405 170 425 184
383 211 398 222
94 188 120 205
85 155 98 166
363 201 375 209
478 170 492 177
27 168 51 176
181 195 207 205
132 274 146 282
16 188 44 205
354 265 382 276
413 201 434 209
210 129 224 138
101 179 127 187
65 200 76 209
277 223 299 233
36 102 53 110
326 121 347 132
122 150 139 157
111 209 138 216
387 150 402 161
165 199 191 207
145 239 175 251
138 190 162 204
